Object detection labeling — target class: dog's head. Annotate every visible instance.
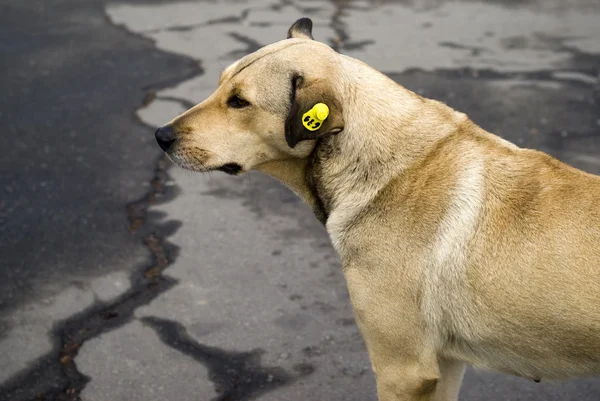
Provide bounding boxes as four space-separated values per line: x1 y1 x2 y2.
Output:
154 18 345 175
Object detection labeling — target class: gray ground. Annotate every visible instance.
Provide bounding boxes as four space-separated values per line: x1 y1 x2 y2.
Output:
1 0 599 400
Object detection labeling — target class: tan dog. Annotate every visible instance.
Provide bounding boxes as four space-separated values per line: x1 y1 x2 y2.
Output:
154 18 600 401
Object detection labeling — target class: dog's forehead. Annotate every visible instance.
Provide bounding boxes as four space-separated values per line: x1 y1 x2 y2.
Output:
219 39 320 85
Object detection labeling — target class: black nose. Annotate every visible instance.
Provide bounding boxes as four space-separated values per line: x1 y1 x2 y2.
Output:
155 126 176 152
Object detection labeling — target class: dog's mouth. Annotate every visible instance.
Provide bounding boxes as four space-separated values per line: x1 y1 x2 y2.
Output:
166 151 244 176
216 163 243 175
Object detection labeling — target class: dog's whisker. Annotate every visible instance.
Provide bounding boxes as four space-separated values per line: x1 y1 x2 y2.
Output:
216 58 225 72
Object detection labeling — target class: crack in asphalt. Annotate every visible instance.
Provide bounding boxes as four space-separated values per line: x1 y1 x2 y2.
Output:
134 0 358 55
155 96 198 111
438 41 489 57
141 9 252 34
226 32 264 58
385 34 600 89
329 0 350 51
327 0 376 53
0 152 181 401
396 66 600 86
141 317 314 401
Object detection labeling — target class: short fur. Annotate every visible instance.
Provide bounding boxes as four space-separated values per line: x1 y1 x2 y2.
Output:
155 18 600 401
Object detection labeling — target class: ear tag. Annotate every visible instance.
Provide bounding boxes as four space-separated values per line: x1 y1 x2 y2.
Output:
302 103 329 131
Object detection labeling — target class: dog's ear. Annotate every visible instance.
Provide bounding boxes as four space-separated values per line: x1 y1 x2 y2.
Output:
287 18 313 40
285 75 344 148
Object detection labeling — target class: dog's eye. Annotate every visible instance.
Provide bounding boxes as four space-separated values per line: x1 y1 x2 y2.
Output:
227 95 250 109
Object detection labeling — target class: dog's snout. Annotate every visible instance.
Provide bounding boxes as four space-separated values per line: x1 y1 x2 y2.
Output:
155 126 176 152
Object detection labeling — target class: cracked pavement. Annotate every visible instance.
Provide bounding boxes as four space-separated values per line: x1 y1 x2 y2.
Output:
1 0 600 400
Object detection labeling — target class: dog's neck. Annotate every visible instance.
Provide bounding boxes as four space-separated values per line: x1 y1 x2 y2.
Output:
257 57 469 248
318 59 468 247
253 157 328 222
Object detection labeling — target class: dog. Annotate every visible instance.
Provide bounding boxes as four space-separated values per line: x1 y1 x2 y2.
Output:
154 18 600 401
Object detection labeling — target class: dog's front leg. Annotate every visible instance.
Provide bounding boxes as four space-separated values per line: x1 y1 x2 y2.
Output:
433 359 465 401
344 267 463 401
373 358 464 401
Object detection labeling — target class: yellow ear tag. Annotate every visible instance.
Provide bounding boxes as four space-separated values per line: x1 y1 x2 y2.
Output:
302 103 329 131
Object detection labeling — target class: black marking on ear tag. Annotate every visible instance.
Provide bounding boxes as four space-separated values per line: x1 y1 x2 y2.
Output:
304 116 311 122
313 122 320 128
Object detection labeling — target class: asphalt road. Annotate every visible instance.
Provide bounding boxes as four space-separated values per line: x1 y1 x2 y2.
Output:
1 0 599 401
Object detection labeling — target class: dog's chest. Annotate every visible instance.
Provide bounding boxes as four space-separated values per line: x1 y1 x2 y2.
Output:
309 141 392 253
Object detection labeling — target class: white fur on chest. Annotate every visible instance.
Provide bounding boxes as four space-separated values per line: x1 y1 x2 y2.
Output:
424 156 485 342
326 191 374 254
432 157 484 269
